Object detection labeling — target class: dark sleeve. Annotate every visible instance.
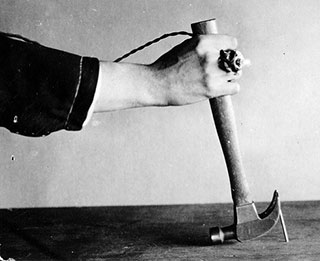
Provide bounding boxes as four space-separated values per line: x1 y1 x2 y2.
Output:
0 33 99 137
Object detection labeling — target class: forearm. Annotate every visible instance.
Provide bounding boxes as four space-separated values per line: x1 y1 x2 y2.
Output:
94 61 168 112
94 35 242 113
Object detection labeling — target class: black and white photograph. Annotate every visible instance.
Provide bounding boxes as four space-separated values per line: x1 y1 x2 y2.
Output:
0 0 319 260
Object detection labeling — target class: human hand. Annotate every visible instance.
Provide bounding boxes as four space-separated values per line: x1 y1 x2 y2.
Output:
150 34 244 106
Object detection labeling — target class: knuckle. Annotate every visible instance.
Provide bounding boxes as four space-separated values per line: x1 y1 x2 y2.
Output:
200 53 218 73
195 35 207 57
196 35 218 57
232 82 240 93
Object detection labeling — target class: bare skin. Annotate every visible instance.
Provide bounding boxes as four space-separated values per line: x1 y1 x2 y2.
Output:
94 34 241 113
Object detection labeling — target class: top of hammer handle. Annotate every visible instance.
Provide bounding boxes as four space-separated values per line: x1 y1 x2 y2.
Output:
191 19 218 34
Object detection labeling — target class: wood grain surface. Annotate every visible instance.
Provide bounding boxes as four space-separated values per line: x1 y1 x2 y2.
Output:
0 201 319 260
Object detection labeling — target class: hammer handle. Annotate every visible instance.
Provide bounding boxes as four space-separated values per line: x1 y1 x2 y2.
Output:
191 19 251 206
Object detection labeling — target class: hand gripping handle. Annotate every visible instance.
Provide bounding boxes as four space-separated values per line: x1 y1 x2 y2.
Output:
191 19 252 206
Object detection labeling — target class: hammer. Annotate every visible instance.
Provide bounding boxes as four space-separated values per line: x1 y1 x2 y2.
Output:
191 19 289 244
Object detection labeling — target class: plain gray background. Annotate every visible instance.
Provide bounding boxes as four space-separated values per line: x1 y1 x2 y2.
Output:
1 0 320 208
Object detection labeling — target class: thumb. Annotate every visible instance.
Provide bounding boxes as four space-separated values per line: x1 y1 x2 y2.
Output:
215 82 240 97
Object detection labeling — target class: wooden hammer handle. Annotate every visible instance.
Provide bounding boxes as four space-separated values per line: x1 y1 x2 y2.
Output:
191 19 251 206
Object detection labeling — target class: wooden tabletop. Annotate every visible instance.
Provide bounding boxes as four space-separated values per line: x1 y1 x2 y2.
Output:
1 201 319 260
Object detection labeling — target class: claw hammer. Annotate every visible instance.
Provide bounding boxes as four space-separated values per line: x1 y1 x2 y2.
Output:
191 19 289 244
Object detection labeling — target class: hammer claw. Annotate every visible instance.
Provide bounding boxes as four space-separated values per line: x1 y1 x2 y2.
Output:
258 190 279 219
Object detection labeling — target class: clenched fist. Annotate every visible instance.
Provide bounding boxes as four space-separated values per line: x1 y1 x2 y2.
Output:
150 35 242 106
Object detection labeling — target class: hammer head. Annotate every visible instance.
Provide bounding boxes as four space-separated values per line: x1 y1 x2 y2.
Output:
210 190 280 243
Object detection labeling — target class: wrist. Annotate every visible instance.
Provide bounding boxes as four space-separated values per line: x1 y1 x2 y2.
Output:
135 63 169 107
94 61 168 112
